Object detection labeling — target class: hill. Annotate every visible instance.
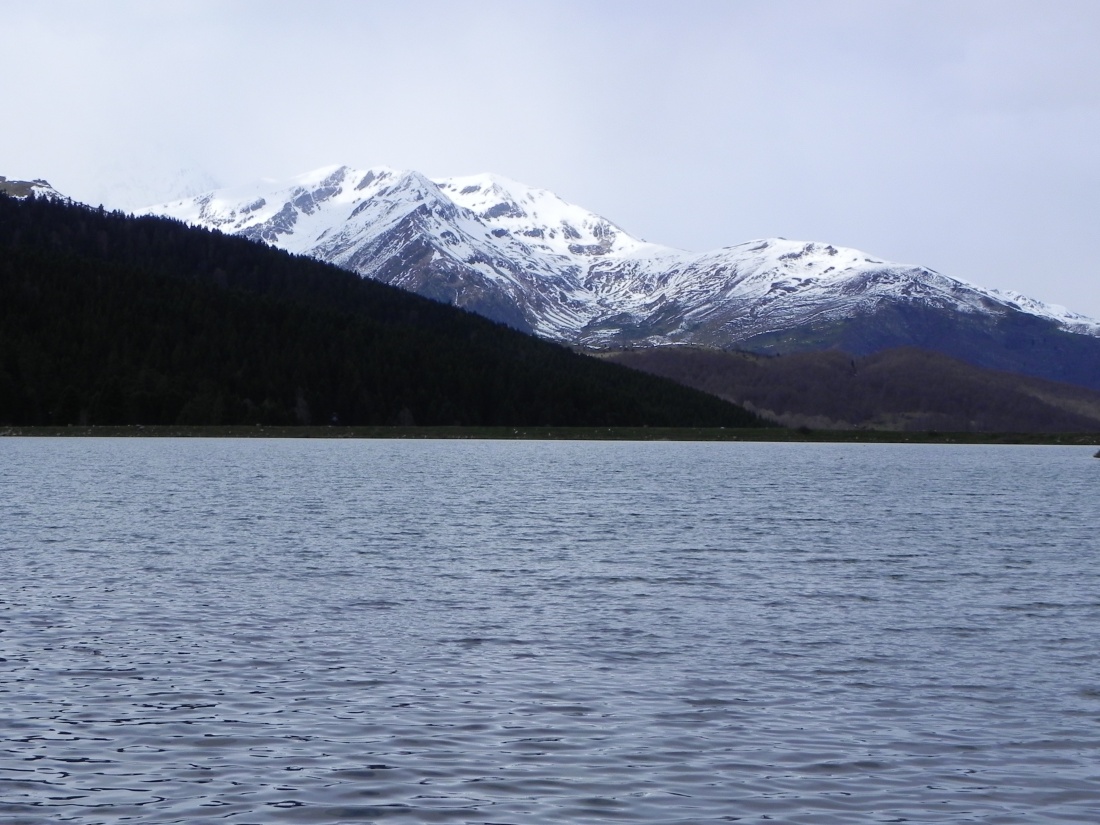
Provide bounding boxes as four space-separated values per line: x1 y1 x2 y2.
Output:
0 175 64 200
601 346 1100 433
0 193 766 429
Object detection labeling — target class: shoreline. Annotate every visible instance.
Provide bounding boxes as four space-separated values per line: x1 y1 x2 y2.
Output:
1 425 1097 445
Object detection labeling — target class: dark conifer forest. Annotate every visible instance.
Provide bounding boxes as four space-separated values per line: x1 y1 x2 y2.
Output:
0 194 767 428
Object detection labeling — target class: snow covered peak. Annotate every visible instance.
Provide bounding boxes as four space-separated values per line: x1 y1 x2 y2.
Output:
732 238 884 266
92 166 221 213
439 172 567 220
139 164 1100 347
437 173 652 258
990 288 1100 336
142 165 460 253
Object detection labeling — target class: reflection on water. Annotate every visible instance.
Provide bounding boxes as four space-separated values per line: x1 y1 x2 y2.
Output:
1 438 1098 823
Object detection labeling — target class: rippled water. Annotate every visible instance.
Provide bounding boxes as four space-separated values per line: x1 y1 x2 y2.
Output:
1 438 1098 823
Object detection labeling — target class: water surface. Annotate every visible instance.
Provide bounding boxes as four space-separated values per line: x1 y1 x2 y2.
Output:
2 439 1098 823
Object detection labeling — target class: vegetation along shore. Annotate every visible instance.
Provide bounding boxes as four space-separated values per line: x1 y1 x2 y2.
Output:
1 425 1097 446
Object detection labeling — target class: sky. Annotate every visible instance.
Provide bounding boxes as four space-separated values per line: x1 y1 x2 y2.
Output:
4 0 1100 316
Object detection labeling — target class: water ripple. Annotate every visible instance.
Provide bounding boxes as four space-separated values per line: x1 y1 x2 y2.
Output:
1 439 1098 822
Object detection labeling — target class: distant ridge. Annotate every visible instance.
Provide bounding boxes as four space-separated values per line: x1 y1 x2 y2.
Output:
604 346 1100 433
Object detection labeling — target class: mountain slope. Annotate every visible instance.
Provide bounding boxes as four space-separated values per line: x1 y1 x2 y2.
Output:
0 175 65 200
142 166 1100 390
603 346 1100 432
0 192 767 429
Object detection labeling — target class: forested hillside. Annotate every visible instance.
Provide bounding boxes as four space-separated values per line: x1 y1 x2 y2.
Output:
0 195 766 428
603 346 1100 432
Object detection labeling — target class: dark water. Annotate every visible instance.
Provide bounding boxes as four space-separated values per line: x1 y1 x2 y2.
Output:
2 438 1098 824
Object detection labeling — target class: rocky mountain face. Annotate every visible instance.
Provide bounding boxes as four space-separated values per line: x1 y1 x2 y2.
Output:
141 165 1100 390
0 176 65 200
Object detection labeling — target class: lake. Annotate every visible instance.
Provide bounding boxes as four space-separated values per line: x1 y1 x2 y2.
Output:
1 438 1098 823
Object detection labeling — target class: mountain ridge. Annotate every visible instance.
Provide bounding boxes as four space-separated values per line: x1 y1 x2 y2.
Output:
0 175 66 200
139 164 1100 350
7 173 1100 431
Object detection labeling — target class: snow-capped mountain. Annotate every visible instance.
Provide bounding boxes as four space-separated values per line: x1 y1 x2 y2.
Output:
94 166 221 213
141 165 1100 365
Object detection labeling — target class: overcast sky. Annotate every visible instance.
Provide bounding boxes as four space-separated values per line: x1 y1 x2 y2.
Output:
4 0 1100 316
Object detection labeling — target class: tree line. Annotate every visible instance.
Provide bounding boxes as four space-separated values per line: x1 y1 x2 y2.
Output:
0 194 767 429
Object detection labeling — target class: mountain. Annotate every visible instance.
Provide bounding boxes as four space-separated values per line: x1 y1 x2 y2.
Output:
92 164 221 212
0 192 767 429
0 176 66 200
142 166 1100 391
142 165 648 336
602 346 1100 433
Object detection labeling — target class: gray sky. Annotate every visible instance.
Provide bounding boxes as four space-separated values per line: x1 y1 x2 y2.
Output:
4 0 1100 316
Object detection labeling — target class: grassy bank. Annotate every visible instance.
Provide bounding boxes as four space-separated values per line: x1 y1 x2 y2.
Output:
1 424 1097 445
